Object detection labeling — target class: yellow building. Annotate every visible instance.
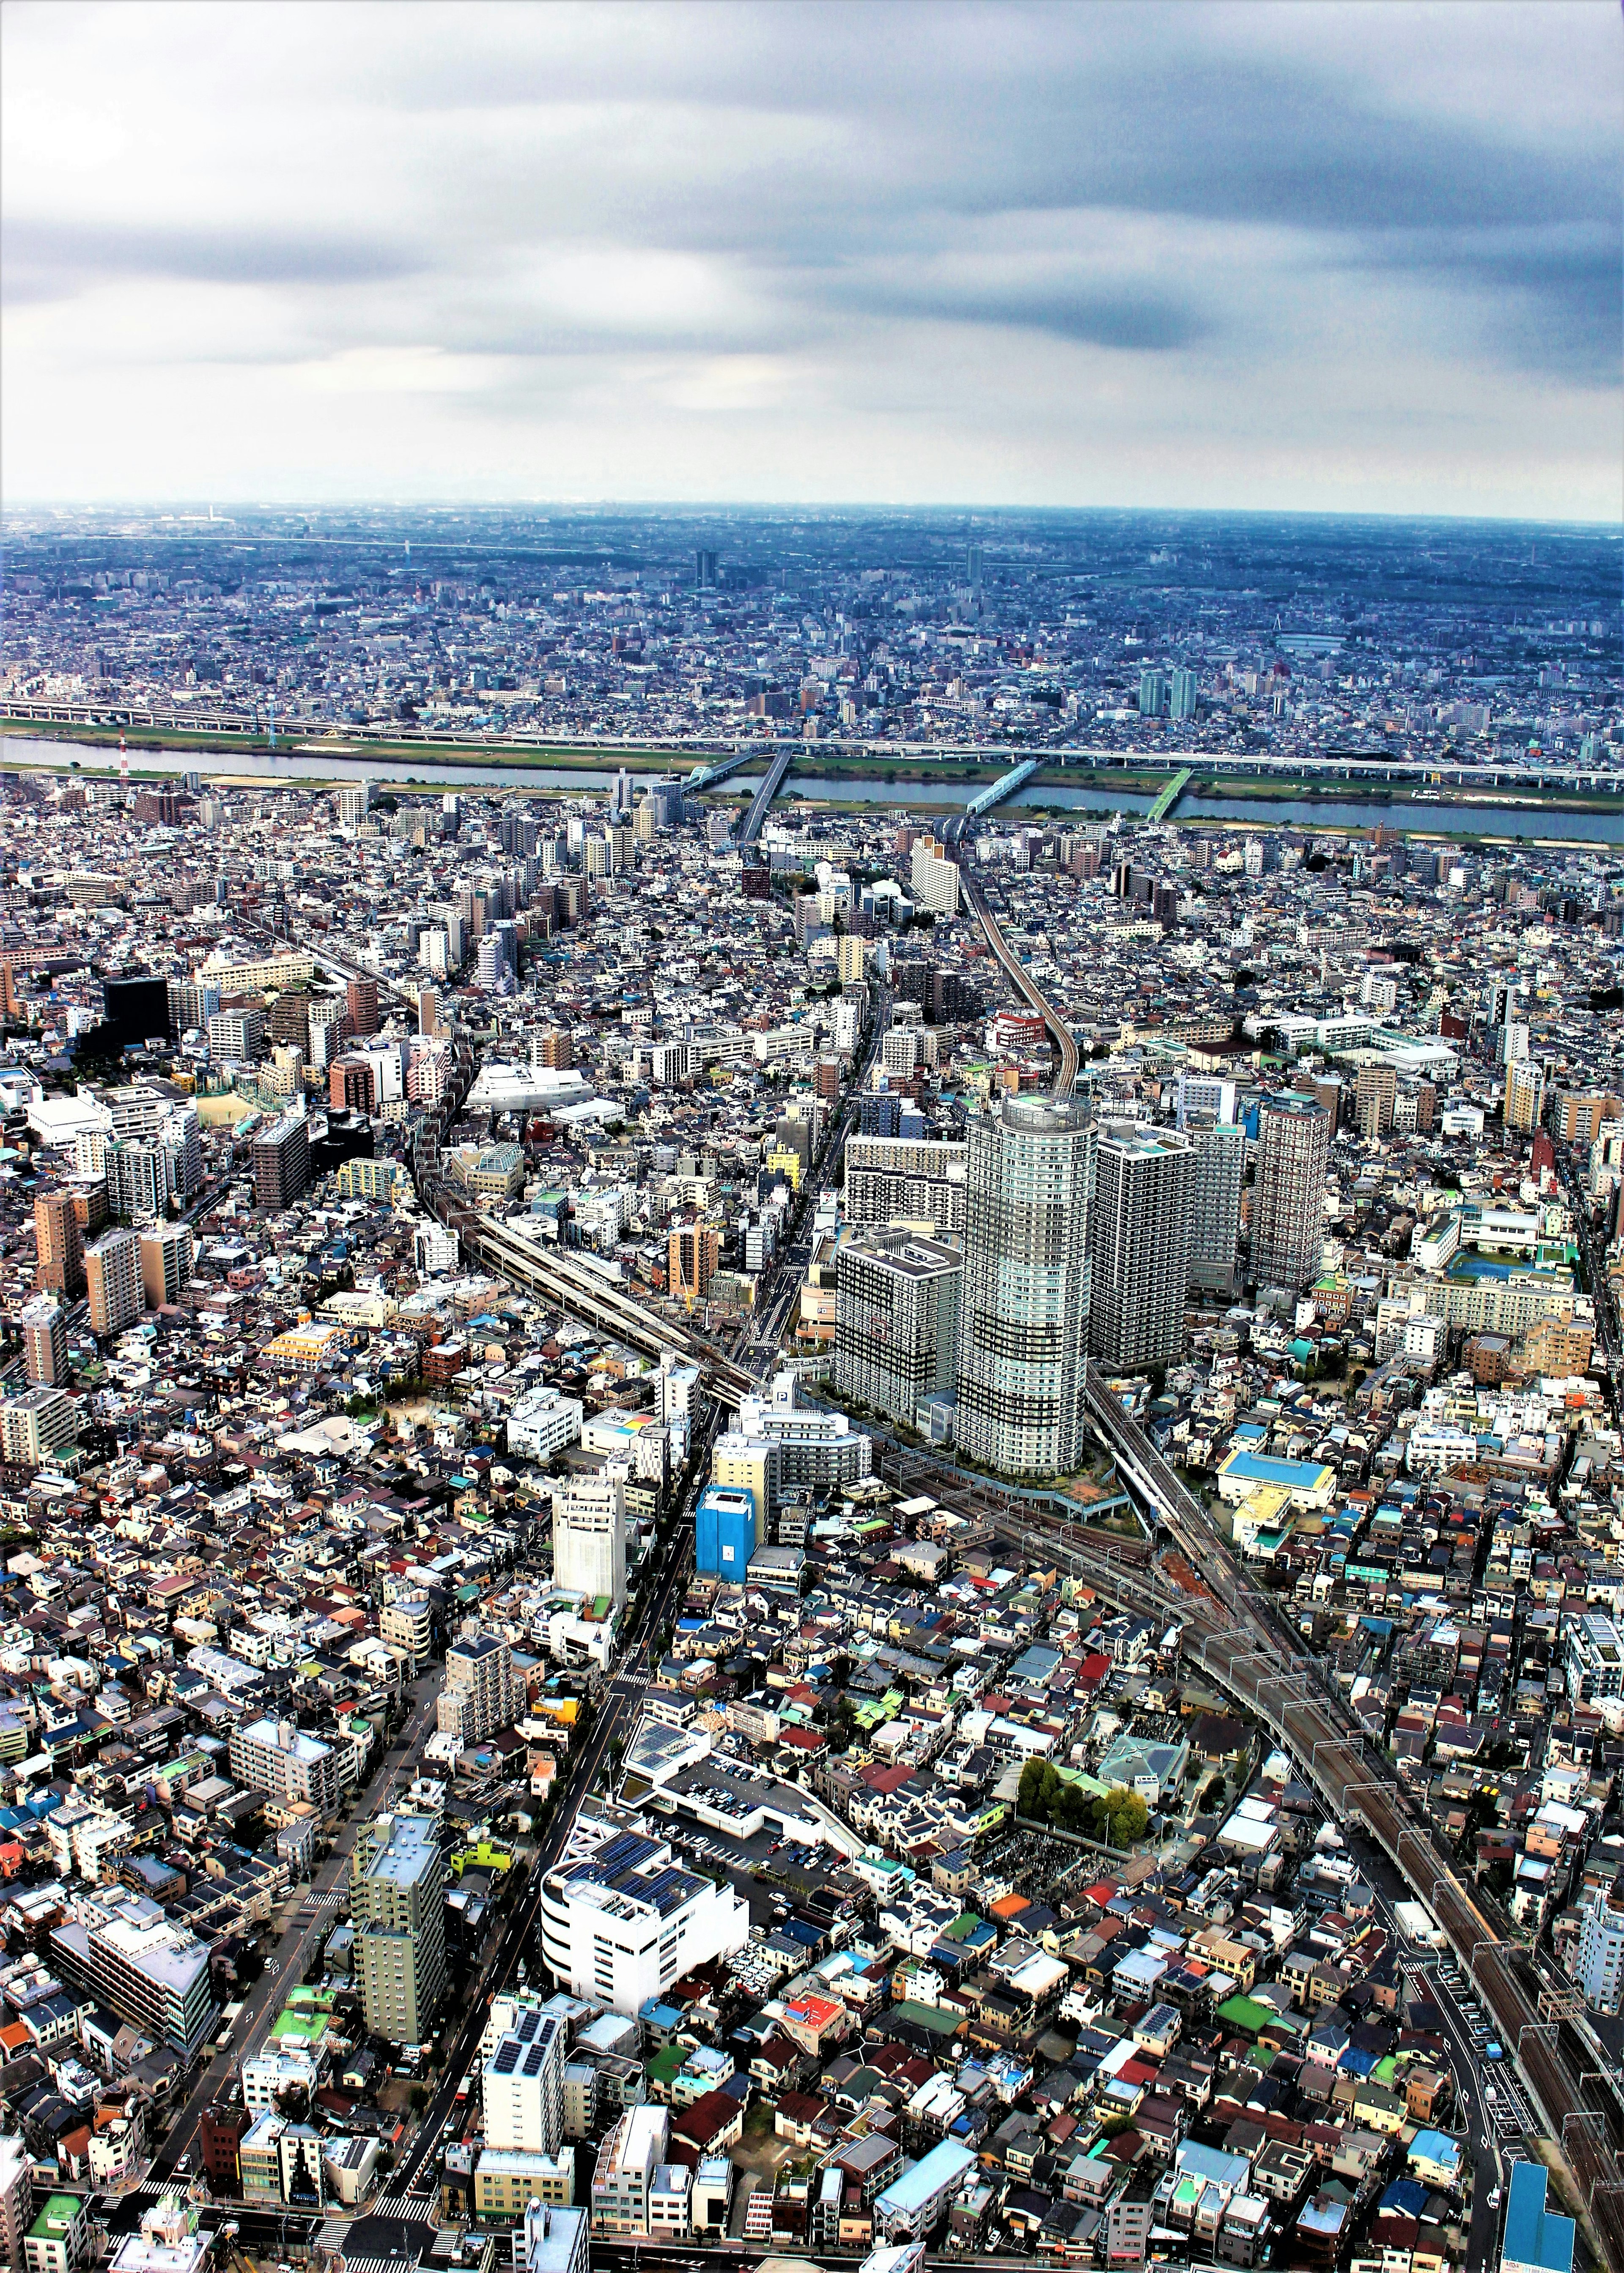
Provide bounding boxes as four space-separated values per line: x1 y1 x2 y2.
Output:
262 1322 346 1370
765 1143 803 1190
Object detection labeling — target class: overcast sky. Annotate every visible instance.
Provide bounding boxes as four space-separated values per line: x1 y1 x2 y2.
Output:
3 0 1619 518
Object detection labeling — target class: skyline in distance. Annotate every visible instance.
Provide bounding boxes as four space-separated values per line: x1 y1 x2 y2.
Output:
2 0 1619 521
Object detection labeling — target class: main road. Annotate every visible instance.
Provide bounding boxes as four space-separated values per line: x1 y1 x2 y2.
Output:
151 1671 444 2181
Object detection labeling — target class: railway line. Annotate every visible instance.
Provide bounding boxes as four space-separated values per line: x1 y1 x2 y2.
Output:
381 893 1624 2259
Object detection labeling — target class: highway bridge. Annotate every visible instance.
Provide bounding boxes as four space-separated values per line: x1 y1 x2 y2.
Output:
738 743 795 844
685 746 765 794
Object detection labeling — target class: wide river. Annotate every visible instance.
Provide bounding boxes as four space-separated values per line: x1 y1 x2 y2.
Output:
1 734 1618 845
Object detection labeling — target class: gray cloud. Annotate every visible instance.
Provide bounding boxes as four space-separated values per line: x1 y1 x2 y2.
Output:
1 0 1617 509
0 217 419 305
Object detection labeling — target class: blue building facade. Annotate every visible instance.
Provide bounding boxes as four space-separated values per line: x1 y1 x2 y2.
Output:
695 1485 759 1579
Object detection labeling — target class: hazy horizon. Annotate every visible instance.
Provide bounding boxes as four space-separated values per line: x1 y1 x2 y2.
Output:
4 1 1619 522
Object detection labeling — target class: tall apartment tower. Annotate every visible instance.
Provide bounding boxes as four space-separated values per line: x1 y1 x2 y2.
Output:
139 1223 195 1310
337 784 370 827
1251 1095 1332 1292
20 1298 69 1387
1086 1126 1194 1374
85 1229 142 1337
346 976 379 1038
668 1223 719 1302
957 1094 1096 1478
835 1231 961 1425
1185 1118 1245 1295
34 1191 85 1299
252 1112 310 1210
438 1630 518 1744
551 1473 627 1612
351 1814 447 2048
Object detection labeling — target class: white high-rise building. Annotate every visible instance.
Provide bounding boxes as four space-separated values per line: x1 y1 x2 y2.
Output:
484 2008 566 2152
1087 1126 1193 1374
735 1372 872 1492
1251 1095 1331 1292
551 1473 627 1612
1577 1890 1624 2015
956 1094 1095 1477
541 1827 748 2018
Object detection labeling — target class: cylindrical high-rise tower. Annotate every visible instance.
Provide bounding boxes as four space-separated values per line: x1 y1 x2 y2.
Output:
957 1093 1096 1478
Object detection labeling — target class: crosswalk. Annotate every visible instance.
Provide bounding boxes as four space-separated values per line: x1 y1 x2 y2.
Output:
380 2196 443 2226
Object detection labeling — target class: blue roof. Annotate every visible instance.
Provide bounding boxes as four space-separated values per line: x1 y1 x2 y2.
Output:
1503 2162 1574 2273
1409 2129 1461 2170
1220 1448 1333 1489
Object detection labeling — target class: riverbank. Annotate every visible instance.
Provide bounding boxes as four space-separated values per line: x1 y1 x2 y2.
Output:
0 729 1617 846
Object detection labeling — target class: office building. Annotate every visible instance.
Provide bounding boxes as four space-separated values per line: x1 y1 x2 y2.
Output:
542 1829 747 2018
439 1630 517 1744
1251 1095 1331 1293
85 1229 142 1336
0 1387 80 1470
835 1231 961 1423
34 1192 85 1299
1186 1119 1245 1295
956 1094 1096 1478
485 2008 566 2154
695 1483 760 1580
139 1223 194 1310
252 1112 310 1210
229 1717 340 1817
208 1008 265 1061
551 1473 627 1612
352 1813 447 2048
1087 1125 1194 1374
50 1892 216 2058
20 1297 68 1387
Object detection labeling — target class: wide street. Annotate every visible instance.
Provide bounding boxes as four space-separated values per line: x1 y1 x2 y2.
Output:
151 1669 443 2181
376 1459 701 2207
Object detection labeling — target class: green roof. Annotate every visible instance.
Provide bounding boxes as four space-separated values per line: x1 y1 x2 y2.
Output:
891 1999 963 2036
646 2044 685 2085
1215 1994 1278 2036
30 2199 86 2240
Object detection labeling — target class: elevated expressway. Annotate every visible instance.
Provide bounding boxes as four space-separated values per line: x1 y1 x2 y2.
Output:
959 873 1079 1095
394 927 1624 2260
956 850 1624 2259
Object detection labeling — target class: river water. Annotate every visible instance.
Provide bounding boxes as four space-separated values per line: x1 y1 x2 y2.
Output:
2 734 1619 845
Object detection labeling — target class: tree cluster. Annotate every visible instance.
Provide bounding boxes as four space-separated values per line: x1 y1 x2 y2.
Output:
1017 1760 1149 1845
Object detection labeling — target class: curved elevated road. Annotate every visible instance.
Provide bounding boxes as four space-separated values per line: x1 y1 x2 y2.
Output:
960 872 1079 1094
